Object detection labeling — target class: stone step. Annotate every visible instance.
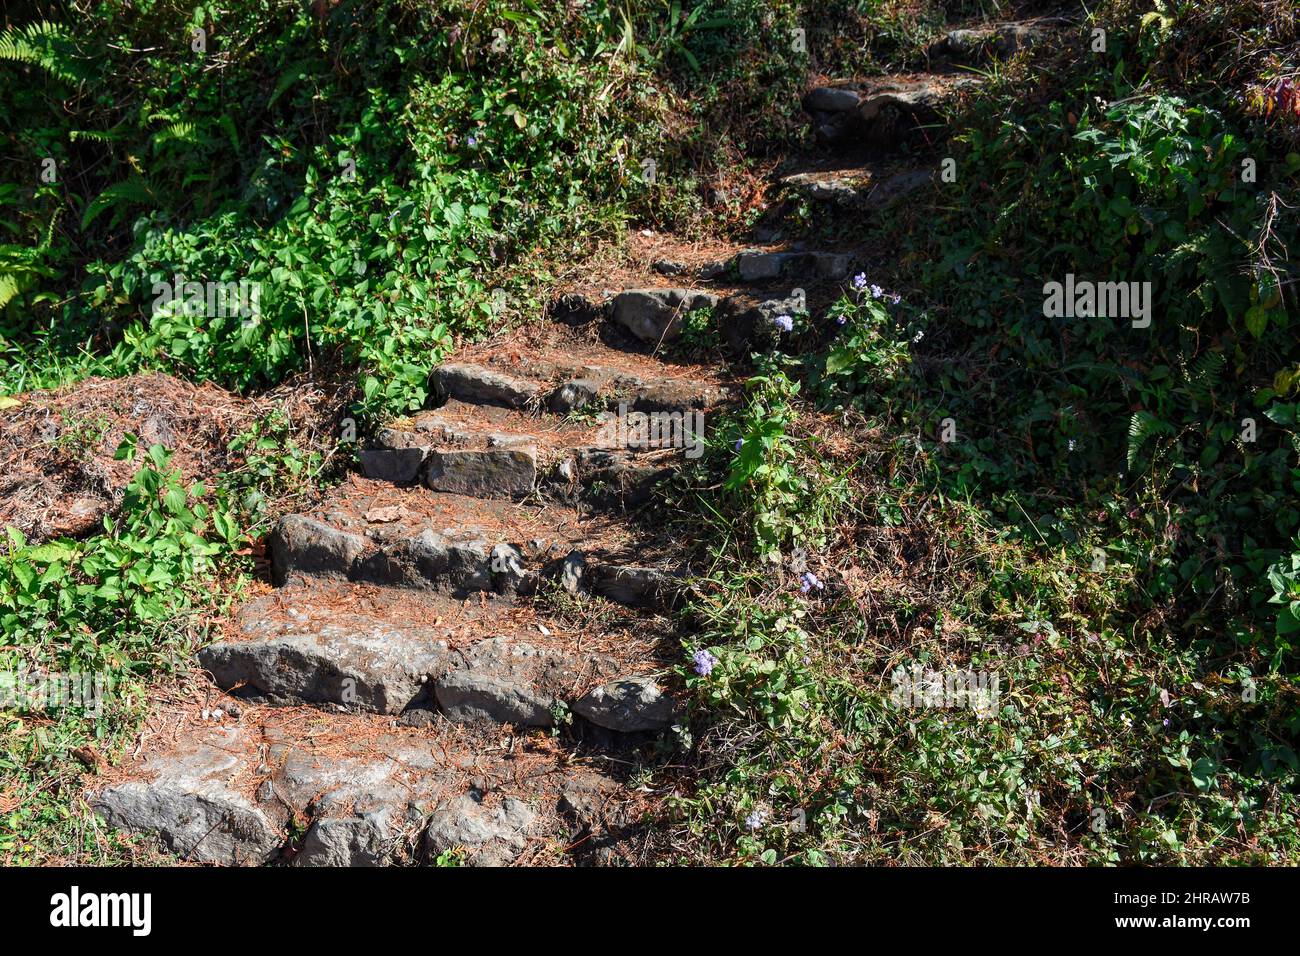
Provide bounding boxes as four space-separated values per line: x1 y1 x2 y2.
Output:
268 477 687 610
359 399 697 502
803 74 980 149
778 163 932 209
92 707 634 866
199 584 675 731
730 249 852 282
433 324 730 415
933 21 1055 63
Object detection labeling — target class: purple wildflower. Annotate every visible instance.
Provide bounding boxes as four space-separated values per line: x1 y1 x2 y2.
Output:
836 314 847 326
692 649 718 677
466 134 479 148
852 273 867 290
890 293 901 305
799 571 823 594
772 313 794 333
734 438 744 451
745 808 768 830
870 284 885 299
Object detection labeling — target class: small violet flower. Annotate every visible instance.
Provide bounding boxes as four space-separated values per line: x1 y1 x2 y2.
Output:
836 314 848 326
745 808 769 830
734 438 744 452
772 313 794 333
852 273 867 290
466 134 479 148
870 284 885 299
799 571 823 594
692 649 718 677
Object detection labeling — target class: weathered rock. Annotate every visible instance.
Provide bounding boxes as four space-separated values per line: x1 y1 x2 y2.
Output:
434 637 583 727
632 380 726 413
781 170 863 202
270 515 369 585
435 363 541 409
609 289 718 344
564 449 672 506
295 810 392 867
424 447 537 497
273 735 449 867
735 251 787 282
558 551 586 593
423 792 536 866
352 527 498 595
549 292 603 326
588 563 682 609
358 447 427 483
548 378 601 414
574 677 674 732
199 608 450 714
489 542 527 594
737 250 852 282
804 85 862 112
805 75 977 148
92 729 283 866
857 77 977 126
941 24 1045 61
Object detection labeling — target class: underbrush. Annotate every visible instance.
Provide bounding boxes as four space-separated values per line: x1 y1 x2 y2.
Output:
665 0 1300 864
0 413 322 863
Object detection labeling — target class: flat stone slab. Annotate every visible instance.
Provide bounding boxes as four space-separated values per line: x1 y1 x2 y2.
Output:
92 727 283 866
588 563 684 610
804 85 862 112
435 363 541 409
199 599 452 714
780 166 930 209
268 490 684 610
359 446 427 483
434 637 602 727
93 716 569 867
574 677 675 732
734 250 851 281
804 74 979 148
940 23 1046 61
424 446 538 498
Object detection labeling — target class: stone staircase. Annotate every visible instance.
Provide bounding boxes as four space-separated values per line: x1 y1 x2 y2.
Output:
91 307 738 866
89 16 1048 866
774 14 1069 216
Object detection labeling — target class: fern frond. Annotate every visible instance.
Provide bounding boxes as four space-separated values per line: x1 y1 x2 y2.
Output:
81 178 160 231
0 21 91 85
1127 410 1175 469
1183 350 1227 407
152 121 200 149
0 272 22 309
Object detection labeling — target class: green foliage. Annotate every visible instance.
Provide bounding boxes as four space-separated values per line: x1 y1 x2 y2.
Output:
899 49 1300 651
817 293 912 403
0 1 680 417
725 364 823 562
0 443 239 670
0 21 90 86
670 2 1300 866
